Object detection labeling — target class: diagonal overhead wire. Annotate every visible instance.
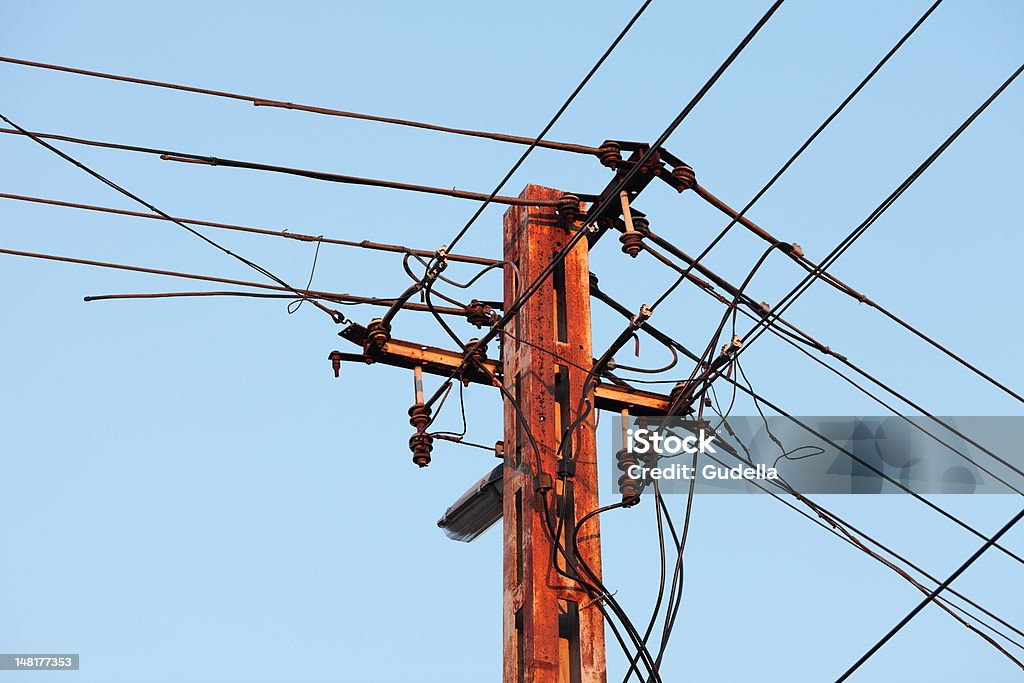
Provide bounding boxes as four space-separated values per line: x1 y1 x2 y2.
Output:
719 60 1024 401
648 0 945 311
0 112 347 321
375 0 657 334
834 506 1024 683
441 0 655 255
420 0 787 416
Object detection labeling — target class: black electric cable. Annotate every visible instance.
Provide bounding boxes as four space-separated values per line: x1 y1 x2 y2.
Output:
420 0 786 418
592 287 1024 567
0 191 500 266
834 506 1024 682
0 113 345 322
0 127 565 207
726 61 1024 385
641 235 1024 494
442 0 655 255
711 372 1024 666
648 0 944 310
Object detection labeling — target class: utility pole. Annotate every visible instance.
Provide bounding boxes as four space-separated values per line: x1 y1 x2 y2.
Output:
334 183 672 683
501 185 605 683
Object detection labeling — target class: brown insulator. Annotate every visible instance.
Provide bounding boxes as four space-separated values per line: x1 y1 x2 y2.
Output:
672 164 697 192
619 230 643 258
556 193 581 225
619 216 650 258
598 141 622 169
365 317 392 352
465 338 489 366
409 431 434 468
408 402 432 431
669 380 689 406
616 447 643 505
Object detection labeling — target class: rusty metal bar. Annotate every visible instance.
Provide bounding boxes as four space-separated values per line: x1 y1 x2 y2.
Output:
336 321 670 416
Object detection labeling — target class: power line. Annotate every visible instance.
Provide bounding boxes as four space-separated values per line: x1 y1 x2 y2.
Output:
834 506 1024 683
0 247 472 317
0 112 344 321
645 0 943 311
377 0 656 333
0 55 605 156
0 192 500 266
633 236 1024 494
420 0 786 418
730 61 1024 364
705 385 1024 666
0 127 568 207
589 283 1024 568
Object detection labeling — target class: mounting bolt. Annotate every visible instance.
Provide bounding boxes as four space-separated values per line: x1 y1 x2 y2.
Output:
327 350 343 378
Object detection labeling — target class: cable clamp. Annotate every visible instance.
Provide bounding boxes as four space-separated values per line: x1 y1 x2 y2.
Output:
556 458 577 479
582 589 618 610
721 335 743 357
425 245 449 281
629 304 652 330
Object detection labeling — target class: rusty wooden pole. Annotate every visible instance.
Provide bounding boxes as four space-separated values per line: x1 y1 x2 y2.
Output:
502 185 606 683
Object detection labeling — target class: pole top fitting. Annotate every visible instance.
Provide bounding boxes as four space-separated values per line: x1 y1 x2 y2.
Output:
721 335 743 357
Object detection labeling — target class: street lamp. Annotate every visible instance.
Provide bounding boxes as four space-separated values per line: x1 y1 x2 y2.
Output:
437 464 503 542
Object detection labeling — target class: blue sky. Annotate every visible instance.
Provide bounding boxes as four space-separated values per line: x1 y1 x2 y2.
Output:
2 1 1023 681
